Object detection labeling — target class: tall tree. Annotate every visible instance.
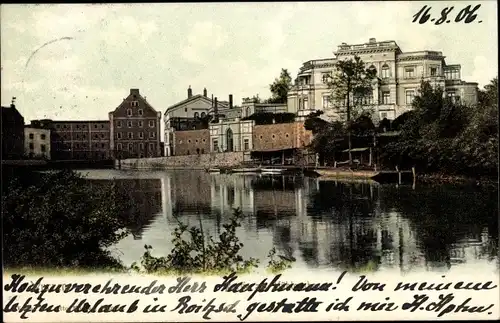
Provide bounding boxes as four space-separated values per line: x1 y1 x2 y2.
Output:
327 55 376 164
268 68 293 104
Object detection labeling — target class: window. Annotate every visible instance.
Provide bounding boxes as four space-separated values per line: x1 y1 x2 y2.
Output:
138 120 143 128
303 98 309 110
322 95 331 109
430 67 437 76
138 132 144 139
368 65 377 76
244 139 250 151
128 132 133 139
381 112 387 119
138 109 143 116
149 132 156 138
117 143 122 150
444 69 460 80
194 112 199 119
56 124 60 129
405 67 415 78
139 143 144 150
381 64 390 78
29 143 34 150
131 101 139 107
76 134 80 139
75 143 80 149
101 124 104 129
201 148 205 154
322 72 332 84
117 121 122 128
94 124 98 129
82 134 87 139
447 92 460 103
149 120 155 127
201 112 206 118
149 143 155 151
298 98 302 110
127 109 132 116
100 134 105 139
405 90 415 105
127 121 133 128
128 143 133 151
213 139 219 152
101 143 105 148
29 133 34 139
382 92 391 104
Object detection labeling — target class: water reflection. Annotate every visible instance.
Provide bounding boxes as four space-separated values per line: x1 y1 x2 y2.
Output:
81 170 498 273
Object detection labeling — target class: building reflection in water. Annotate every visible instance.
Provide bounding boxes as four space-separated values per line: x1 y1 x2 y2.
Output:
102 170 498 272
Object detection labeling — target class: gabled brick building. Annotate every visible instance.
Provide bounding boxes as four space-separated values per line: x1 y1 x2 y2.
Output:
109 89 162 159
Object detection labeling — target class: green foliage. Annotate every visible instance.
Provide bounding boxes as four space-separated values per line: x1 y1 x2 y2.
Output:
382 79 498 176
2 169 131 269
267 69 293 104
131 209 295 275
327 55 377 122
267 247 295 274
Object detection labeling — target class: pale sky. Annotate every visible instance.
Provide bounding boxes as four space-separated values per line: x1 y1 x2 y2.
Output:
1 1 497 124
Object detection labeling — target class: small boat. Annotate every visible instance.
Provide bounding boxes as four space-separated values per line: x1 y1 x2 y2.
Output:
261 168 286 174
231 167 261 174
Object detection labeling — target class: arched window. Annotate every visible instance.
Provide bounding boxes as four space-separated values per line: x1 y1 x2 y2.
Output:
226 128 234 152
246 107 251 117
194 112 199 119
201 112 206 118
369 65 377 76
381 64 390 78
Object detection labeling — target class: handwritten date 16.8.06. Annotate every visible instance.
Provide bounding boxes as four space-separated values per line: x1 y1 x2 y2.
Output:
412 4 482 25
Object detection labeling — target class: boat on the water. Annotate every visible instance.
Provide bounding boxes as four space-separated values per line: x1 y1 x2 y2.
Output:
231 167 261 174
261 168 286 174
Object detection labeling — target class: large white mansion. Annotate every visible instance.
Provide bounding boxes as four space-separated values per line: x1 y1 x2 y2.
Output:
287 38 479 122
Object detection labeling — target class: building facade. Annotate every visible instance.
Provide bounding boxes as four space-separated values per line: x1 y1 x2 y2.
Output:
163 86 234 156
173 129 210 156
241 99 287 118
209 119 254 153
1 101 25 159
287 38 479 122
24 126 51 159
109 89 162 159
30 119 110 160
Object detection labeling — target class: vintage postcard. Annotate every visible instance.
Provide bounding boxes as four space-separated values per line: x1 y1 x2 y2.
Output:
1 1 498 322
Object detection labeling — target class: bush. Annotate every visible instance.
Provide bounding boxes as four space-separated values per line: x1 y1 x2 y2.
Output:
131 208 295 275
2 169 131 270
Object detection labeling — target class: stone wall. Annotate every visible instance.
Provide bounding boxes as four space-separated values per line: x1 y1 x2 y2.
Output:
173 129 210 155
117 151 245 170
253 122 313 151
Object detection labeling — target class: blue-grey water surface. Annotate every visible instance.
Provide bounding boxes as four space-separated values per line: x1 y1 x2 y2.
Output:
79 169 499 273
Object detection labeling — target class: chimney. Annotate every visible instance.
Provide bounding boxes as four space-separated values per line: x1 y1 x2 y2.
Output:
130 89 139 95
203 88 207 97
229 94 233 109
188 85 193 98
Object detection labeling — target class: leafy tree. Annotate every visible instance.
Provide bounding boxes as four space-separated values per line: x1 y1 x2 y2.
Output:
267 68 293 104
382 78 498 176
2 169 131 269
326 55 377 164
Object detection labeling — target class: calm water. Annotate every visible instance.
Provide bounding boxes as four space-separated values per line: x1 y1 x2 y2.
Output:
80 169 499 273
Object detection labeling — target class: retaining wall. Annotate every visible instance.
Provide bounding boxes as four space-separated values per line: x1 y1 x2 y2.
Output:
116 151 245 170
